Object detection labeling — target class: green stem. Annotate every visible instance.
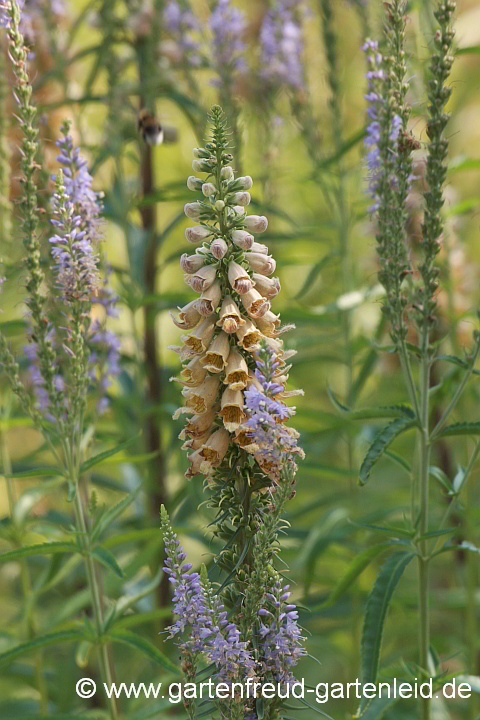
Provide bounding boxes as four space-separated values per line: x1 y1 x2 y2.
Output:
466 470 479 720
417 332 431 720
69 450 118 720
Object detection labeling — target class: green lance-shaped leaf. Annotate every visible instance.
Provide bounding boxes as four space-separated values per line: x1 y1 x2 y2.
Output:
359 551 415 714
436 422 480 438
319 543 392 609
359 418 417 485
80 433 141 473
107 629 179 674
355 690 401 720
328 386 416 421
0 629 85 666
0 541 79 563
90 487 141 543
91 546 124 578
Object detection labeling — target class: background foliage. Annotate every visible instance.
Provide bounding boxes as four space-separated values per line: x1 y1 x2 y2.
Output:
1 0 479 719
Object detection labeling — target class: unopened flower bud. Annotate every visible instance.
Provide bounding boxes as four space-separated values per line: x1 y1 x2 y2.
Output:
233 191 251 207
211 237 228 259
220 166 234 180
245 252 276 275
202 182 217 197
193 147 211 159
237 176 253 190
192 158 211 173
187 176 203 191
185 225 211 243
231 229 254 250
186 264 217 293
180 253 205 273
244 215 268 233
215 200 225 211
184 202 203 220
251 241 268 254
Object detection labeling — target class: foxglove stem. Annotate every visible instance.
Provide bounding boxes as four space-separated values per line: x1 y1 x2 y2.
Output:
0 30 11 243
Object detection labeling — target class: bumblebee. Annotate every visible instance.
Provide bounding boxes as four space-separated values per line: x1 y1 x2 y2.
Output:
137 109 164 146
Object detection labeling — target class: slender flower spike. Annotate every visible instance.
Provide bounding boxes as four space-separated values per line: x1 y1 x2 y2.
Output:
260 0 305 90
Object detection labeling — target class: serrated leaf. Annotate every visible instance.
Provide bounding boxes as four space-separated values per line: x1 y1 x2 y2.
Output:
328 387 415 421
80 434 140 473
320 543 391 609
434 354 480 375
0 629 84 665
359 551 415 712
437 422 480 438
107 630 179 673
91 546 124 578
360 418 416 485
0 542 78 563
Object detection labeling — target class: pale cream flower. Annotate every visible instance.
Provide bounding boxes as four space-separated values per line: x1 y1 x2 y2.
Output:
202 182 217 197
211 237 228 259
180 253 205 273
244 215 268 233
187 176 202 191
169 299 202 329
195 281 222 316
224 349 249 390
245 252 276 275
240 288 271 319
185 449 204 478
182 317 216 354
255 311 281 336
184 408 217 437
199 427 230 470
182 428 213 451
217 296 245 334
220 165 234 180
250 241 269 254
236 176 253 190
185 225 211 243
219 387 246 431
175 355 208 386
252 273 281 299
234 191 251 206
186 265 217 293
236 319 262 351
184 202 203 219
231 229 254 250
202 332 231 373
228 261 254 295
184 375 220 414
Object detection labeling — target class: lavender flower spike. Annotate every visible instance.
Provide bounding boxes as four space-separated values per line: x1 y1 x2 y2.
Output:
260 1 305 90
210 0 246 73
243 342 304 482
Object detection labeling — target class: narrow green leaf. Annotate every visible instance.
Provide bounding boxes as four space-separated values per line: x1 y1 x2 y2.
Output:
360 551 415 712
108 630 179 673
437 422 480 438
0 542 78 563
328 387 415 421
428 466 452 493
320 543 391 609
0 629 84 665
91 547 124 578
384 450 411 474
80 434 141 473
91 488 141 542
5 466 63 479
356 690 401 719
360 418 416 485
294 252 340 301
434 354 480 375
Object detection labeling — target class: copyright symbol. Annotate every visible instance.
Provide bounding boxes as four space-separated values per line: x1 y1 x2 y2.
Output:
76 677 97 699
